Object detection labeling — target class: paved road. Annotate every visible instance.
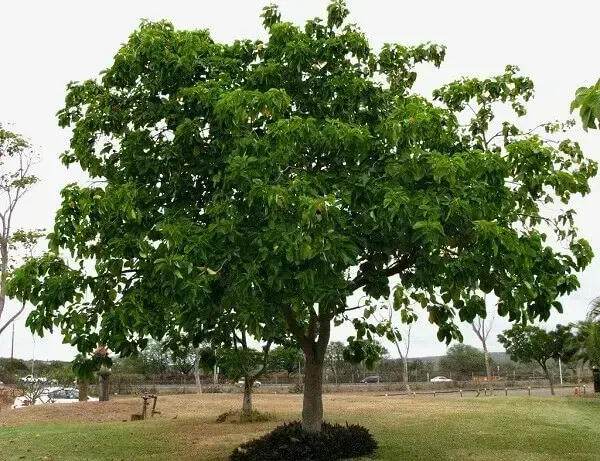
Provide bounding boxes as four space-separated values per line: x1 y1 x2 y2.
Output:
380 385 585 398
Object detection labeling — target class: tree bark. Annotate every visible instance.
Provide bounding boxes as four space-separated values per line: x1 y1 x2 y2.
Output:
0 240 7 325
78 379 89 401
483 345 493 396
194 358 202 394
402 356 411 394
541 364 555 395
242 377 253 414
302 358 324 433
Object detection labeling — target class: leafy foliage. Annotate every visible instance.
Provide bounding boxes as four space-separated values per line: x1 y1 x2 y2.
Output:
498 324 576 394
499 325 556 367
268 346 301 375
438 343 486 378
229 420 378 461
571 79 600 131
6 0 597 429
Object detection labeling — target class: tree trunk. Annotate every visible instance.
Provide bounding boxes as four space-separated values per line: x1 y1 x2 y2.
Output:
98 372 110 401
302 358 324 433
483 345 493 396
0 240 7 325
542 364 555 395
402 356 411 394
78 379 89 401
242 377 253 414
194 360 202 394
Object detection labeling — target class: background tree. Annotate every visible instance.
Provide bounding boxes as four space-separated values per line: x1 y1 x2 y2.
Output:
268 345 301 377
584 321 600 368
0 124 40 335
472 314 494 389
325 341 347 384
438 343 486 380
498 325 573 395
378 299 416 393
8 0 596 433
587 298 600 322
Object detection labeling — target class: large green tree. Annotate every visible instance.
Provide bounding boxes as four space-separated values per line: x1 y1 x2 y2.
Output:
498 325 574 395
8 1 596 432
438 343 486 380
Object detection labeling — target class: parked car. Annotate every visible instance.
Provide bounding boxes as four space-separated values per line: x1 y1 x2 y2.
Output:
360 376 381 384
236 380 261 388
430 376 453 383
20 374 47 384
13 387 98 409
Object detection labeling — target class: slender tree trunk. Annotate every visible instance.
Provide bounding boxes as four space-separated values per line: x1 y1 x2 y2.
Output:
302 357 324 433
483 345 493 396
0 240 8 326
242 377 253 414
194 357 202 394
542 364 555 395
402 356 411 394
78 379 89 401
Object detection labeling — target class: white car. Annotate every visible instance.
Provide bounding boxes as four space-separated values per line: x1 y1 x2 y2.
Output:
430 376 453 383
20 374 47 384
12 387 99 409
235 379 261 388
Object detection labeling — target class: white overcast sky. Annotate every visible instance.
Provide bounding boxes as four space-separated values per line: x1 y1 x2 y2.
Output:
1 0 599 362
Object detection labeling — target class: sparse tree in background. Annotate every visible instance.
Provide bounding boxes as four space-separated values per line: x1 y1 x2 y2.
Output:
379 299 416 393
9 0 597 433
498 325 574 395
325 341 346 384
0 124 40 336
472 310 495 391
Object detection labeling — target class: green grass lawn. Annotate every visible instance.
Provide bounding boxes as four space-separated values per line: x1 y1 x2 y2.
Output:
0 393 598 460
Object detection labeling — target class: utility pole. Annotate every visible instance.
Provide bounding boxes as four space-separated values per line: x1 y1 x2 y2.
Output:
31 336 35 375
10 323 14 361
558 358 563 385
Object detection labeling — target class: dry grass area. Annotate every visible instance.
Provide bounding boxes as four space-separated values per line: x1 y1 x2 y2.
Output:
1 392 599 460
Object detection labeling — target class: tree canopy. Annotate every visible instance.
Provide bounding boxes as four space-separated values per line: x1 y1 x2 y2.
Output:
8 0 596 430
438 343 486 379
498 324 573 394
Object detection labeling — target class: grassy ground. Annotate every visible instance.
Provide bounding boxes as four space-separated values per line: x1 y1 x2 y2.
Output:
0 392 598 460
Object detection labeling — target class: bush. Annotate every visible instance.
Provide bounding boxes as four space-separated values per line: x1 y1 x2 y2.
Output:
230 421 378 461
216 410 275 423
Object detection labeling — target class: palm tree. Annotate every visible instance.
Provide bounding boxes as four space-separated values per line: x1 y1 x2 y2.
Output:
587 297 600 321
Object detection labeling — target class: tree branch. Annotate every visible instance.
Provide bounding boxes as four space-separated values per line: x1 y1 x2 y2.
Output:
348 253 417 293
282 304 311 352
0 299 26 336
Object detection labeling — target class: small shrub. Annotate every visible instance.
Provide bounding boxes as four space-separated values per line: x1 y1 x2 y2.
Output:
216 410 275 423
230 421 378 460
